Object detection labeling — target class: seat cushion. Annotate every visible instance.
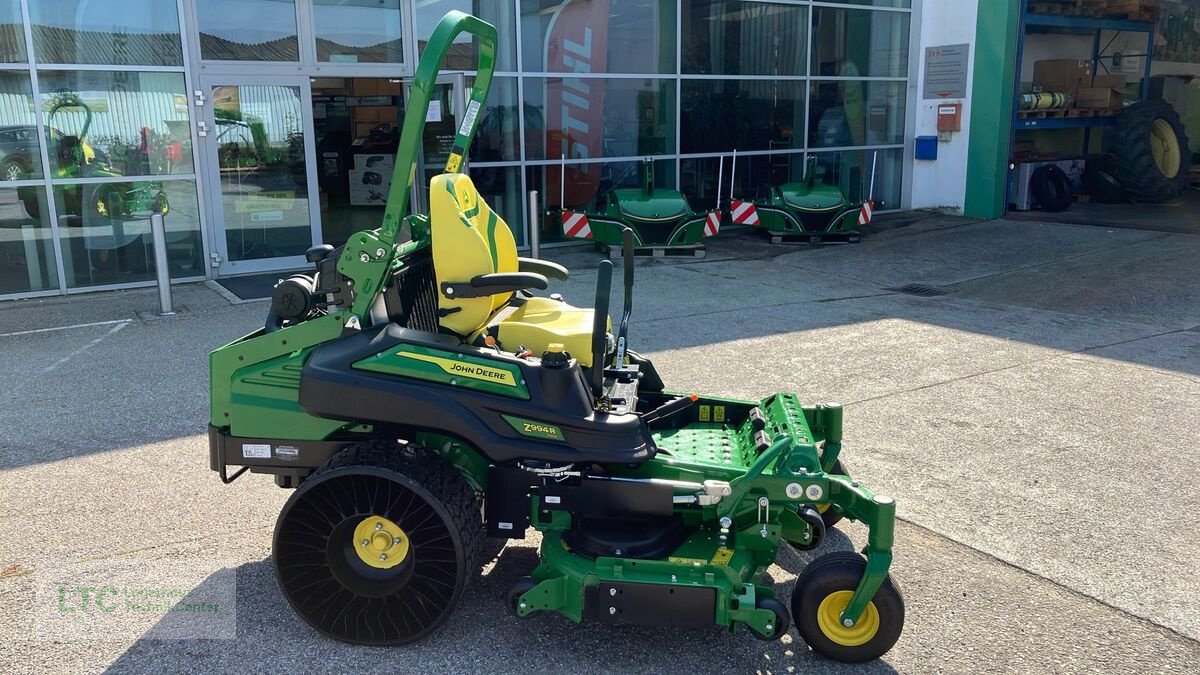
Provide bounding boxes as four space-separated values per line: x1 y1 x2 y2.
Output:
496 297 607 367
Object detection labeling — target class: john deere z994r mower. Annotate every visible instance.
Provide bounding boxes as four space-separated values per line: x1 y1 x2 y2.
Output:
209 12 904 663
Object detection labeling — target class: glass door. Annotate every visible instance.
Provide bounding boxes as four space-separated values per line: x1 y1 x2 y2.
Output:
198 76 320 276
409 73 466 215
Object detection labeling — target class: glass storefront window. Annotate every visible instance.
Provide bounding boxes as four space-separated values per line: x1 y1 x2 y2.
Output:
0 186 58 293
37 71 193 178
522 77 675 160
197 0 299 61
833 1 912 7
682 1 808 76
681 79 806 154
527 159 676 242
809 80 906 148
0 0 25 62
811 7 909 78
471 165 525 245
520 0 675 74
314 0 403 64
0 72 41 182
809 147 903 210
417 0 516 71
28 0 182 66
55 179 202 289
471 77 522 164
681 153 805 209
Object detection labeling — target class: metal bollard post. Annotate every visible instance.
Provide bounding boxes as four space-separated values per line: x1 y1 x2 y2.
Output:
150 212 175 316
527 190 540 259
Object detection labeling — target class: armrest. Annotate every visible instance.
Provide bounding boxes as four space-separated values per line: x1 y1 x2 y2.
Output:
440 272 549 299
518 257 569 281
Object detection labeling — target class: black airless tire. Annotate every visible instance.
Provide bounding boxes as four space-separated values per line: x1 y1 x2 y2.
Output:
506 577 539 617
273 441 481 645
1030 165 1073 212
792 551 905 663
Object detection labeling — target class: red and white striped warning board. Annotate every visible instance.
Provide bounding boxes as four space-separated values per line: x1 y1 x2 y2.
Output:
730 200 759 226
857 200 874 226
562 211 592 239
704 211 721 237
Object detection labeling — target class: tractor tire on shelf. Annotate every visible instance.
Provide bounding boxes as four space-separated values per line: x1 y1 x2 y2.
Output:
1029 165 1073 212
1107 100 1191 203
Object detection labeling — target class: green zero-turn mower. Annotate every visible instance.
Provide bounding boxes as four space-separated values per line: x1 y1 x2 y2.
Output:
208 12 904 663
46 93 170 220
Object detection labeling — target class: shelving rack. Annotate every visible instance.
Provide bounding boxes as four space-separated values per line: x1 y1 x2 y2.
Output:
1013 1 1156 131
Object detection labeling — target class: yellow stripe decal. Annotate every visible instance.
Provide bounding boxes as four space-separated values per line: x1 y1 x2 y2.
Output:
398 352 517 386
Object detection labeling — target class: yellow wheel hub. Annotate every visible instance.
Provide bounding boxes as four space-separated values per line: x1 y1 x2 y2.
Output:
352 515 409 569
1151 119 1181 179
816 590 880 647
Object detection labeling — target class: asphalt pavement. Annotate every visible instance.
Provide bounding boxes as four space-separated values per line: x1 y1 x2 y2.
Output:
1 215 1198 673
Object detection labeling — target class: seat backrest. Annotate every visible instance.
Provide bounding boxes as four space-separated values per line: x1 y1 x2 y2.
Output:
429 173 519 336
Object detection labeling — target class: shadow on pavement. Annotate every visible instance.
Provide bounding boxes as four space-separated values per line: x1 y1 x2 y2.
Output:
103 529 896 674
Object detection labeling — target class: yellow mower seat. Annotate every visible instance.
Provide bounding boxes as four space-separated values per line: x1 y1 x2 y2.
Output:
430 173 604 365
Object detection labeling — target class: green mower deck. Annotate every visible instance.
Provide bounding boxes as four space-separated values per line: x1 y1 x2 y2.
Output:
207 11 904 664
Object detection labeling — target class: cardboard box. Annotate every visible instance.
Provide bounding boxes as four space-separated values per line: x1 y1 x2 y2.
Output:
1033 59 1093 98
1076 74 1125 109
353 153 394 171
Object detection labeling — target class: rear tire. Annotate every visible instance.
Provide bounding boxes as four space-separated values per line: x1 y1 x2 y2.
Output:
1108 100 1191 203
272 440 481 645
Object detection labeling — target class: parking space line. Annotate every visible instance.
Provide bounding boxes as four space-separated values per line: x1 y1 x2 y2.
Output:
41 322 130 373
0 319 133 338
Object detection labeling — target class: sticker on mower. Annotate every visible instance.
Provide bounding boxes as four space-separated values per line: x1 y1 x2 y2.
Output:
242 444 270 459
710 548 734 566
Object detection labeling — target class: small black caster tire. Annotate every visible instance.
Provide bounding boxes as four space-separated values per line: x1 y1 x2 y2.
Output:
792 551 904 663
507 577 538 617
750 596 791 641
791 506 827 551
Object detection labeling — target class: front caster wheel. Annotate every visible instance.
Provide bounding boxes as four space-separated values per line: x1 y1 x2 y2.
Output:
749 596 791 641
792 552 904 663
273 442 481 645
506 577 538 617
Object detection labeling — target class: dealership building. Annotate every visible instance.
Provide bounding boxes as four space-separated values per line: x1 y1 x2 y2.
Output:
0 1 1195 301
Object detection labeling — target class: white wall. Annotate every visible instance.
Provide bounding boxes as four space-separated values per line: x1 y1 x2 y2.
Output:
909 0 980 213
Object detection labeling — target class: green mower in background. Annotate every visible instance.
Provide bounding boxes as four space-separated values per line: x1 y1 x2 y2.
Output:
557 157 720 253
47 92 170 219
208 12 904 663
731 154 874 245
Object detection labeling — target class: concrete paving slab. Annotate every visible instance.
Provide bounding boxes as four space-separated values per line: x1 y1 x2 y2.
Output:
845 352 1200 641
951 232 1200 330
770 220 1164 289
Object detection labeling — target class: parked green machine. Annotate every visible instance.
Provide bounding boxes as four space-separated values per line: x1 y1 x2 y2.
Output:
47 92 169 219
730 155 873 244
558 157 720 254
208 12 904 663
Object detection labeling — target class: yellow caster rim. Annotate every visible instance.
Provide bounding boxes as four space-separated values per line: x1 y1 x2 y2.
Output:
816 590 880 647
352 515 410 569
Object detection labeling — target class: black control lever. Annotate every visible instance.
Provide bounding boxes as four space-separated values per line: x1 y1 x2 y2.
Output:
640 395 698 426
591 260 613 398
615 227 634 366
